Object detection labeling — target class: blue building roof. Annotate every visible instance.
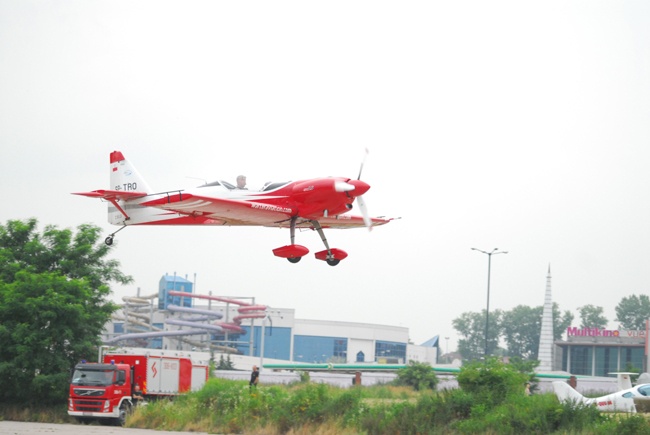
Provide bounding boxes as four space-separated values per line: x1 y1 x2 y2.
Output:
420 335 439 347
160 275 193 284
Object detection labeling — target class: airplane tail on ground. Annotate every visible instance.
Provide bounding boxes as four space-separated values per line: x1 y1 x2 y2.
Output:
552 381 593 406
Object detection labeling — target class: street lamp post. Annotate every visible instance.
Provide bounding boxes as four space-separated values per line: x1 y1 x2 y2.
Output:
471 248 508 359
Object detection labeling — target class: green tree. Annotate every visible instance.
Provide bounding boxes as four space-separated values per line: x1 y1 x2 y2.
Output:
394 360 438 391
500 304 573 360
453 309 503 361
508 355 539 376
553 303 574 340
501 305 542 360
0 219 129 405
578 304 608 329
459 303 573 362
216 354 235 370
615 294 650 330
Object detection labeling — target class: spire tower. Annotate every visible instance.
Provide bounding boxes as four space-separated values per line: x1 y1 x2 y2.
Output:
537 265 554 371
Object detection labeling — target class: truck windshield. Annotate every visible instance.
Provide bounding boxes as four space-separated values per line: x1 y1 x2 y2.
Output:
71 369 115 386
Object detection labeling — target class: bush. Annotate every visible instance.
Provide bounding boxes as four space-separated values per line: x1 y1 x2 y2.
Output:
285 383 329 425
394 360 439 391
549 399 604 432
592 413 650 435
456 358 528 406
323 387 363 426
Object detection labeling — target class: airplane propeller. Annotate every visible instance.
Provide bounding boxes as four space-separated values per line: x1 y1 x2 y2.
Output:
331 149 372 230
356 148 372 231
357 147 369 180
357 194 371 230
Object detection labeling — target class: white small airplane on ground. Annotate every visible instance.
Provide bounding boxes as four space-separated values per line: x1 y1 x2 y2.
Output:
74 151 392 266
553 372 650 413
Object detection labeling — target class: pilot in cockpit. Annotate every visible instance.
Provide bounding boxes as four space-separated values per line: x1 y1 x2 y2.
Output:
236 175 247 190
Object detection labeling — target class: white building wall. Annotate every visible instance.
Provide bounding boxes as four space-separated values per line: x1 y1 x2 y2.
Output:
406 344 437 365
348 338 375 363
293 319 410 363
293 319 409 342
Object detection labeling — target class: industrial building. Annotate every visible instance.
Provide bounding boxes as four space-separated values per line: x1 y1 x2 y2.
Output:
103 274 439 366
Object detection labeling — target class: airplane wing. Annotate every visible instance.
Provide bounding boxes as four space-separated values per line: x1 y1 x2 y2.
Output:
140 193 388 228
305 215 390 229
73 189 149 220
72 190 148 201
141 193 294 226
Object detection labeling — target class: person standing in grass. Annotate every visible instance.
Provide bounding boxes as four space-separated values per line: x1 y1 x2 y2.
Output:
132 383 144 405
249 365 259 390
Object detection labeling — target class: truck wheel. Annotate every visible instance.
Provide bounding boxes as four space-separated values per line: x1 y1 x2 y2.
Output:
116 403 131 427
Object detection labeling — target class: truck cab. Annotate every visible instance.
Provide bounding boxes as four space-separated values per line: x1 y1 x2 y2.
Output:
68 362 134 426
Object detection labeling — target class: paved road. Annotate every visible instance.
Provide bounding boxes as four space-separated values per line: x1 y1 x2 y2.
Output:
0 421 212 435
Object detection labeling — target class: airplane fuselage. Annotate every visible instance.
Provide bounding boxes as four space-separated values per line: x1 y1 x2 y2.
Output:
110 177 373 228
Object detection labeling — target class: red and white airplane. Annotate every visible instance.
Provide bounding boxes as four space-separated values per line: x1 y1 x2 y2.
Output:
553 373 649 413
73 151 391 266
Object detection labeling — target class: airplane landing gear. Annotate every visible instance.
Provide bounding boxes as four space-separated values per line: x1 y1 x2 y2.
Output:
104 225 127 246
273 244 309 262
273 216 309 264
314 248 347 266
311 220 347 266
274 217 348 266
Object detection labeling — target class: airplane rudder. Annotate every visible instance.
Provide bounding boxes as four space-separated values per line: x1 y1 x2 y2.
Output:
109 150 152 193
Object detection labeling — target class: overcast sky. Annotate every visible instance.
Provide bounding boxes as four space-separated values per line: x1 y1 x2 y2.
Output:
1 1 649 351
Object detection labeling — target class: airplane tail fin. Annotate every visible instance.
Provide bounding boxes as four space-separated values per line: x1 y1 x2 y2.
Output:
110 151 152 194
610 372 635 391
552 381 592 406
104 151 155 225
74 151 173 228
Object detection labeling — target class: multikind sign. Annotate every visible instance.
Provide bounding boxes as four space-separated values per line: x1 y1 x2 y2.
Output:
567 327 619 337
567 327 647 338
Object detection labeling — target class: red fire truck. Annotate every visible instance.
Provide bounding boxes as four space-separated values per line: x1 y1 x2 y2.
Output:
68 349 209 425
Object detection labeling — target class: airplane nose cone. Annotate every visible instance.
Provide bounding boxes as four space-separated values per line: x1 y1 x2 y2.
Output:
349 180 370 196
